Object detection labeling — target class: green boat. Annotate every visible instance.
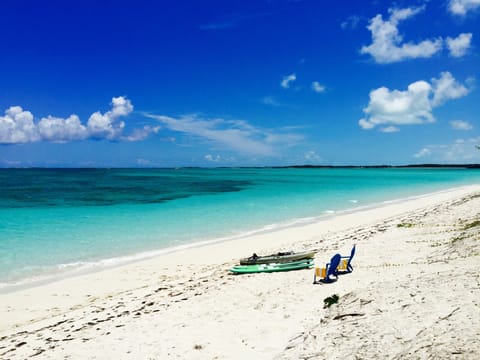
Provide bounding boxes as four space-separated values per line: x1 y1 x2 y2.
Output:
231 259 314 274
239 250 316 265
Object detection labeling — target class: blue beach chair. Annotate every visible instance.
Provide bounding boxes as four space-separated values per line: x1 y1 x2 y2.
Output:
338 245 356 273
313 253 341 284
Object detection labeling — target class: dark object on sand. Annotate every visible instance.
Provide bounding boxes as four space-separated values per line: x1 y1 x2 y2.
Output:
323 294 339 308
231 258 314 274
239 250 316 265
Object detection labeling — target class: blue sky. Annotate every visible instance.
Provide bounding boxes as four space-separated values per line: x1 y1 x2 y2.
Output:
0 0 479 167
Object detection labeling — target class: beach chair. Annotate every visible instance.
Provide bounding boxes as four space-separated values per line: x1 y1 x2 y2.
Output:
313 253 341 284
337 245 356 273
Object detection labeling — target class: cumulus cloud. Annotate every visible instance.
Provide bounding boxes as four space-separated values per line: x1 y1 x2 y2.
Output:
311 81 326 93
446 33 473 57
87 96 133 139
361 6 443 63
448 0 480 16
431 71 470 106
37 115 87 142
146 113 303 156
359 72 471 131
0 106 39 144
450 120 473 130
281 74 296 89
0 96 141 144
359 80 434 130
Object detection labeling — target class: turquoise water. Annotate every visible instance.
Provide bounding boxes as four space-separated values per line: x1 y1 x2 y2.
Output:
1 167 479 288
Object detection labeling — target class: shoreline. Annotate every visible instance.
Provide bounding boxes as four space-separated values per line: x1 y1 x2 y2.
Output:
2 164 479 169
1 184 479 358
1 183 478 295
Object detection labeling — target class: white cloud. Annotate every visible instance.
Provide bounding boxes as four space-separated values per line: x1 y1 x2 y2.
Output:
448 0 480 16
414 148 432 158
311 81 326 93
124 125 161 142
415 137 480 162
281 74 296 89
0 96 141 144
361 6 443 63
87 96 133 139
431 71 470 106
381 126 400 133
37 115 87 142
359 80 434 129
359 72 471 131
450 120 473 130
446 33 472 57
0 106 39 144
147 114 303 156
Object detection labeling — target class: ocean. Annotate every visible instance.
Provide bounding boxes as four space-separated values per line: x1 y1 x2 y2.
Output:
1 167 479 290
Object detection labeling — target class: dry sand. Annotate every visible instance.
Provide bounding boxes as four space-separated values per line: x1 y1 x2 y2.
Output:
1 185 479 359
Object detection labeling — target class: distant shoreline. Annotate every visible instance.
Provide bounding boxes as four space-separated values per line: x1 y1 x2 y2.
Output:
1 163 480 170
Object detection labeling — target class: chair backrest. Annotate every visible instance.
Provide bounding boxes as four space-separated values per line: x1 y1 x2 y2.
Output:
328 253 341 277
348 245 356 266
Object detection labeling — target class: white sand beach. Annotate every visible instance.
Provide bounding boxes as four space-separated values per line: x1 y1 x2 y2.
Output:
1 185 479 359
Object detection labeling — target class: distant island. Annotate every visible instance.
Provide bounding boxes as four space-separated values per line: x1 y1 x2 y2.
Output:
277 164 480 169
1 164 480 170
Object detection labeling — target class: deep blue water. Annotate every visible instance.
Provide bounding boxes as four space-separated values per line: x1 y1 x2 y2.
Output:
1 167 479 288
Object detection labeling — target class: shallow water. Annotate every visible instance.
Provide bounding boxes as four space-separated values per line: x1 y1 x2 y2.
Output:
1 167 479 287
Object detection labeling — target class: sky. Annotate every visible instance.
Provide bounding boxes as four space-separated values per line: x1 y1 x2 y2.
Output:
0 0 479 167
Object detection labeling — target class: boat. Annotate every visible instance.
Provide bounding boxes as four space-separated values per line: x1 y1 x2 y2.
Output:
231 258 314 274
239 250 316 265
